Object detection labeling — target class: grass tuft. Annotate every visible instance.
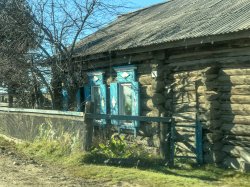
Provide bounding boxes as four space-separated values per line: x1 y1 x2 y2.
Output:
1 136 249 186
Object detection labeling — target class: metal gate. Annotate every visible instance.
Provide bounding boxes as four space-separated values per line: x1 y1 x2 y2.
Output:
170 114 203 165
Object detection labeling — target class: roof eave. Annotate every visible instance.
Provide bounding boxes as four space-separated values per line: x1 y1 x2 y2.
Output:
74 29 250 60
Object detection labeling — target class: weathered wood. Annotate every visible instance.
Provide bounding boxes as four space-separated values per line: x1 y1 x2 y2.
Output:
173 71 201 78
83 102 94 151
85 112 171 123
152 50 166 60
113 30 250 56
85 52 154 69
223 145 250 163
173 91 196 99
137 63 154 74
152 93 165 105
220 95 250 104
169 46 250 61
199 102 220 111
204 131 222 143
203 142 223 152
169 56 250 68
173 85 196 92
164 99 173 110
221 115 250 124
199 112 220 121
141 86 154 98
204 150 225 163
175 142 196 155
223 140 250 148
199 95 218 102
160 113 171 163
218 75 250 85
173 112 196 122
221 124 250 136
175 132 196 142
151 80 165 92
221 68 250 76
223 157 242 170
142 109 161 117
224 135 250 142
138 74 153 85
174 105 196 113
221 109 250 116
173 94 196 104
203 120 222 130
141 99 155 110
219 85 250 94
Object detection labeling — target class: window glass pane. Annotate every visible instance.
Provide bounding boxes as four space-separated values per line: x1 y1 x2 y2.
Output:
92 86 101 114
120 83 132 124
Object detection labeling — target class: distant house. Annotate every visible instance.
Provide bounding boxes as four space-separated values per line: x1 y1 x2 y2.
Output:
0 87 8 107
70 0 250 170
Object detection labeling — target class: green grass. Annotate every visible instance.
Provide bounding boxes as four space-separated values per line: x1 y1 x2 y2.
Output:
1 136 250 187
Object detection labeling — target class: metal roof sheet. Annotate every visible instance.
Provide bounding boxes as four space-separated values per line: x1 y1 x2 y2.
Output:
76 0 250 55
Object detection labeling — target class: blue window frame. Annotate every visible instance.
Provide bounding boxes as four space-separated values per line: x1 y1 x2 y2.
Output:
84 71 107 126
110 66 140 133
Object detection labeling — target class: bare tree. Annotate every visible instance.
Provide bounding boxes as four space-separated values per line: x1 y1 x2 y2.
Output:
0 0 129 110
4 0 129 109
0 0 40 108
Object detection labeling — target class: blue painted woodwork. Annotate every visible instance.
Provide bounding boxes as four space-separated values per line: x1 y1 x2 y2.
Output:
110 82 119 125
131 81 140 127
100 84 107 125
84 85 91 102
114 66 136 83
111 66 140 134
87 71 104 85
84 71 107 126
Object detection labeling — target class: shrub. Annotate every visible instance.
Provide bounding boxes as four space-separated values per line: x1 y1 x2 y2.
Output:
90 133 151 159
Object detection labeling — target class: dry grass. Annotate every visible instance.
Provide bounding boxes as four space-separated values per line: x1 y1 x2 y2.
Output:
1 136 250 187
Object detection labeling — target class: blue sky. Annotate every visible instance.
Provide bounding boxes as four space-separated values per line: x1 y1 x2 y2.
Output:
128 0 166 9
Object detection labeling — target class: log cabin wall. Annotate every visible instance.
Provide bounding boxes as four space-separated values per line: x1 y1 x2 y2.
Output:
78 38 250 170
164 38 250 170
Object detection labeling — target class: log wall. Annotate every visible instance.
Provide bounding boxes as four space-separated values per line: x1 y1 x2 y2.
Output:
163 39 250 171
79 38 250 170
219 67 250 171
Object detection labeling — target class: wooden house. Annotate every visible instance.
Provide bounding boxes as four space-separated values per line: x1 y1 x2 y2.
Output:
70 0 250 170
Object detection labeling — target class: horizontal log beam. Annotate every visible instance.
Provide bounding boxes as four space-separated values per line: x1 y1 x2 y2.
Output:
85 113 171 123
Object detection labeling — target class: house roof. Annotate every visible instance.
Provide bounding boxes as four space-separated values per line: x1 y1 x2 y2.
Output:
76 0 250 56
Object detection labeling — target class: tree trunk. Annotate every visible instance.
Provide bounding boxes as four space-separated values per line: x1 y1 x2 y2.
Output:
51 65 62 110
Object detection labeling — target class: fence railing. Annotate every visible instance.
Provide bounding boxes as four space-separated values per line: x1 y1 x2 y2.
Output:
85 113 171 123
84 102 174 166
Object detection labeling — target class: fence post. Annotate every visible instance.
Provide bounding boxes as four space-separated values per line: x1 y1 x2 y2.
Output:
169 118 175 167
83 101 94 151
160 114 171 165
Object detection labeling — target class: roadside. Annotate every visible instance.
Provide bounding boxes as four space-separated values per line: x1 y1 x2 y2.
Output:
0 145 100 187
0 136 250 187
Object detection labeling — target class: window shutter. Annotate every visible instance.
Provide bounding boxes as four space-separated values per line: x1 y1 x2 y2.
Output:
84 85 91 102
100 84 107 125
62 88 69 111
132 82 140 127
76 88 81 112
110 82 119 125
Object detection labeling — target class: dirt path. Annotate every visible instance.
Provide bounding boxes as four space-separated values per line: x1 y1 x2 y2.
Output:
0 147 99 187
